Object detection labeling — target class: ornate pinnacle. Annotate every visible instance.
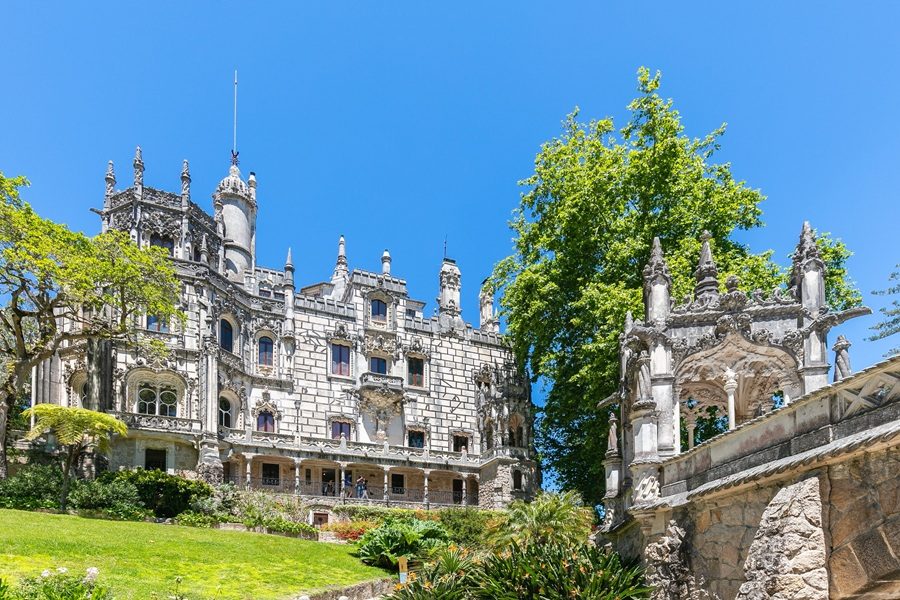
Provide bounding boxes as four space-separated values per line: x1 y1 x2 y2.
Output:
133 146 144 187
104 161 116 201
230 150 240 166
181 159 191 180
693 231 720 302
285 247 294 269
624 311 634 332
643 236 671 285
332 235 349 280
789 221 825 297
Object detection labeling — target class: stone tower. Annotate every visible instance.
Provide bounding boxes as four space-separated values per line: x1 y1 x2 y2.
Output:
214 152 257 282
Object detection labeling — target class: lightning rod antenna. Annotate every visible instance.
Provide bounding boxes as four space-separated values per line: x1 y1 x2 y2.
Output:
233 70 238 155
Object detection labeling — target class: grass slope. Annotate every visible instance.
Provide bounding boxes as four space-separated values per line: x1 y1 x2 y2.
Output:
0 509 387 599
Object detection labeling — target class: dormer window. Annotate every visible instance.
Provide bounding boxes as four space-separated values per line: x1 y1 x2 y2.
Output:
220 320 234 353
371 299 387 322
370 356 388 375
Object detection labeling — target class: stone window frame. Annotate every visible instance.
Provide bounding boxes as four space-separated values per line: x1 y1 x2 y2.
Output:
217 392 240 429
451 430 473 454
125 369 187 418
512 468 524 491
251 394 282 434
145 313 170 334
254 329 277 371
327 340 354 381
405 354 429 390
219 314 240 355
405 426 428 449
135 439 176 474
367 352 392 375
328 415 355 441
67 370 89 408
364 290 396 331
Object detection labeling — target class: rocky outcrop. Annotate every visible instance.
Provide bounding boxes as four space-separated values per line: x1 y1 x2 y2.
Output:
644 520 715 600
736 477 828 600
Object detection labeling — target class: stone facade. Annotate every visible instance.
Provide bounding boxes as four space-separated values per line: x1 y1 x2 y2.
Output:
600 225 900 597
29 149 537 510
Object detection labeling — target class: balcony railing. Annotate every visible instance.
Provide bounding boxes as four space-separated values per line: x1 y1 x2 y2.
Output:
225 477 477 505
110 411 201 433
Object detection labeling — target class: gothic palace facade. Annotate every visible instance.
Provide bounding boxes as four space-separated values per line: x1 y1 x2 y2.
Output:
30 148 537 510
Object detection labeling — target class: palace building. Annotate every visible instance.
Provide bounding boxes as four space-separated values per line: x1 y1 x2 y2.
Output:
30 148 537 510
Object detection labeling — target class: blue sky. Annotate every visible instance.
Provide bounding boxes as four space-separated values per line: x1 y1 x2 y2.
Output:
2 2 897 387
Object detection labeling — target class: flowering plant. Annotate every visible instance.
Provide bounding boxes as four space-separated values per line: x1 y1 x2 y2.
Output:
2 566 112 600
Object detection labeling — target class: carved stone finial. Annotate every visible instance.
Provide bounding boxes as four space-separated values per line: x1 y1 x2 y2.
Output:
479 279 499 333
636 351 652 401
285 247 293 269
381 249 392 275
624 311 634 332
133 146 144 187
230 149 240 166
790 221 825 306
180 159 191 200
104 160 116 200
693 231 720 302
833 335 852 382
643 237 671 283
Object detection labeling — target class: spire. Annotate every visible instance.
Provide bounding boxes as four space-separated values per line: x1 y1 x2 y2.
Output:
284 248 295 287
381 249 392 275
332 235 349 281
790 221 825 304
438 258 462 316
643 236 672 324
104 161 116 203
693 231 720 302
180 159 191 204
132 146 144 188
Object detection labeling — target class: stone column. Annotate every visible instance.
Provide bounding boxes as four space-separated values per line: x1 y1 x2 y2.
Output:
462 477 468 506
687 419 696 450
339 463 346 499
423 469 430 507
383 468 389 505
724 367 738 430
244 455 253 489
294 459 301 494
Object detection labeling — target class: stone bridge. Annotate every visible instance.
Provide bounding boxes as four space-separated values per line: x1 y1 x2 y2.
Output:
599 225 899 599
605 355 900 599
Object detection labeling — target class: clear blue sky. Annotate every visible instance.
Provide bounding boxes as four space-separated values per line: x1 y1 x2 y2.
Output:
2 2 897 384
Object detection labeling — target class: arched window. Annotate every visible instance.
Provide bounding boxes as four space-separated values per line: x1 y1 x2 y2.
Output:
513 470 523 491
220 320 234 353
257 410 276 433
516 425 525 448
371 299 387 322
137 383 178 417
80 381 90 405
218 398 232 428
258 336 274 366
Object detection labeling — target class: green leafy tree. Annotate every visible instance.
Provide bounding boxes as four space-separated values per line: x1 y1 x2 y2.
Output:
0 173 181 478
491 68 861 506
23 405 127 510
868 265 899 356
489 490 593 548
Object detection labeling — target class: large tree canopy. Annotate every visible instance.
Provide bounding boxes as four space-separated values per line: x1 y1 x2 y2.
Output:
491 68 861 506
0 173 181 477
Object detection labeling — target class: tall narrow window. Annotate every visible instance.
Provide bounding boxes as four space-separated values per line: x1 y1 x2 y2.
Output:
220 320 234 353
256 411 276 433
513 470 523 491
258 336 274 366
332 344 351 376
407 357 424 387
147 315 169 333
218 398 232 428
370 356 387 375
331 421 351 440
138 386 156 414
159 390 177 417
371 299 387 322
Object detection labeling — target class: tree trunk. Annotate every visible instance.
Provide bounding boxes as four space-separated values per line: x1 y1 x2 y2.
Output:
0 393 9 480
59 446 77 512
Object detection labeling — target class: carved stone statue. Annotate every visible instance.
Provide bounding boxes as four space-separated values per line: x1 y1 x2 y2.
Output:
607 413 619 455
637 351 653 401
833 335 852 382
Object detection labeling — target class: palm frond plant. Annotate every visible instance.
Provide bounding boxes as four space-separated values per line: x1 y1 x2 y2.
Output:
24 405 126 510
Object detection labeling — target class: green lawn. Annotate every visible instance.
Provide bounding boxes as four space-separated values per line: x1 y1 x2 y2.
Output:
0 509 388 599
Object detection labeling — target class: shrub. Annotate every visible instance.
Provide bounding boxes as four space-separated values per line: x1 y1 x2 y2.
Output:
260 515 317 537
101 470 212 518
437 508 493 549
68 478 149 521
174 510 217 528
234 490 307 527
489 490 593 548
0 465 63 510
386 541 648 600
2 567 112 600
357 518 449 568
321 520 378 541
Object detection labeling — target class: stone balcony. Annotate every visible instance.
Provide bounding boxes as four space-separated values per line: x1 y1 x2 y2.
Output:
357 372 405 401
110 411 202 434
